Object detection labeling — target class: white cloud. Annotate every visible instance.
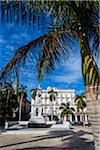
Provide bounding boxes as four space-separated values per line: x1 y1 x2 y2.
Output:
62 54 81 72
0 36 6 44
53 73 82 84
6 45 14 51
48 54 83 84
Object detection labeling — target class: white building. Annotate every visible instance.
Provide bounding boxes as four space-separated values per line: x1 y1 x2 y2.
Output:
31 86 88 124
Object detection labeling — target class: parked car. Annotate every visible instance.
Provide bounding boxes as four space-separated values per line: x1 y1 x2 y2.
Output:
70 120 76 125
56 120 63 124
78 121 83 126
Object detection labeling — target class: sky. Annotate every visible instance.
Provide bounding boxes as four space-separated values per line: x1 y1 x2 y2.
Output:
0 16 86 99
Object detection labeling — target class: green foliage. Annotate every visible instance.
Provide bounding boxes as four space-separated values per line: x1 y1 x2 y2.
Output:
0 82 28 126
59 102 75 119
31 88 38 100
18 84 27 99
0 1 99 90
0 89 6 114
48 88 57 102
75 94 86 111
0 84 18 124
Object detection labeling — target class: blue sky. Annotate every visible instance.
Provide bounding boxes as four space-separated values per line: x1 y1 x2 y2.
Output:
0 19 85 99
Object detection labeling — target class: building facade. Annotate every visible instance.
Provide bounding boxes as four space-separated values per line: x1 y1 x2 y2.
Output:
31 86 88 123
21 99 31 121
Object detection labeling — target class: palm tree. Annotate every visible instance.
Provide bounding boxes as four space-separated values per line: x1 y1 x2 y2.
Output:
18 85 27 121
4 82 18 121
0 1 99 149
0 83 18 127
59 102 75 121
75 94 86 125
31 88 38 100
48 88 57 120
0 87 7 128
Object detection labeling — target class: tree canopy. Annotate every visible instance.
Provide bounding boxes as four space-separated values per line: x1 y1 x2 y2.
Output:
75 94 86 111
59 102 75 119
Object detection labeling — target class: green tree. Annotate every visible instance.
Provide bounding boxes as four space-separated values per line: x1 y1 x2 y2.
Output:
0 1 99 149
0 88 7 128
3 83 18 121
0 83 18 127
31 88 38 100
48 88 57 120
18 85 27 121
75 94 86 124
0 1 99 87
59 102 75 121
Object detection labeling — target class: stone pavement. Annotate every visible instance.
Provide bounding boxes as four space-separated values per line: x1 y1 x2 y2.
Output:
0 126 94 150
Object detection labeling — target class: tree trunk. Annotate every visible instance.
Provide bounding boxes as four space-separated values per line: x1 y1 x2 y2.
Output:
19 95 23 121
82 109 85 126
85 84 100 150
6 90 10 121
77 32 100 150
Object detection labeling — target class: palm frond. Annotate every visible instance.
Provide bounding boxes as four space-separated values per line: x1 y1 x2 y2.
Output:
48 88 57 102
37 31 74 80
68 1 99 58
80 37 100 88
31 88 37 99
70 107 75 112
0 34 46 80
0 1 99 56
0 0 99 90
75 94 86 110
59 102 69 110
0 28 72 81
60 103 74 118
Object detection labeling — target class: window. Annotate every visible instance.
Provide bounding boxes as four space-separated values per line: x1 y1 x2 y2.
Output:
41 108 43 116
36 108 38 116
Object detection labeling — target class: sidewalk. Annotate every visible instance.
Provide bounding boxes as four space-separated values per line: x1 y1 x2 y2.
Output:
0 126 94 150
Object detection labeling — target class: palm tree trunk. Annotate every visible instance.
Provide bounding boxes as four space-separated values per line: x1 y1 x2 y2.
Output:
66 114 68 121
86 85 100 150
6 90 10 120
5 89 10 129
82 110 85 126
78 34 100 150
19 95 23 121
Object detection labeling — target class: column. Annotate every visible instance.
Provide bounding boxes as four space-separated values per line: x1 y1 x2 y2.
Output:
80 114 83 122
38 107 42 117
75 114 78 122
85 114 88 122
70 114 72 122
